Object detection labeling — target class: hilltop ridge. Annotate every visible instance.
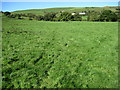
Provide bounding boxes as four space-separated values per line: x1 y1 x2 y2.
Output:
12 6 118 15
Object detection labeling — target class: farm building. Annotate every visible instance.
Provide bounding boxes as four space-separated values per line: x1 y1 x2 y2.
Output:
71 13 76 15
79 12 86 15
71 12 86 15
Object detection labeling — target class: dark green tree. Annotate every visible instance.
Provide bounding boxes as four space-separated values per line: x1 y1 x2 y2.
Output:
36 15 44 21
72 13 82 21
8 14 17 18
4 11 11 16
58 12 72 21
27 13 36 20
14 14 22 19
0 11 3 13
87 13 99 21
43 12 56 21
99 10 117 22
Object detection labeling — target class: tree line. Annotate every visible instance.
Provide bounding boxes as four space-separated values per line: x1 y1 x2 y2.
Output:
2 10 119 22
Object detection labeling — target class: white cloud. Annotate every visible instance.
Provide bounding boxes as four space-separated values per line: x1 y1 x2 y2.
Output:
2 0 120 2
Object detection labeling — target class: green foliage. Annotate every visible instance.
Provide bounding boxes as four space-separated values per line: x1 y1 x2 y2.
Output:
5 7 119 22
43 13 56 21
8 14 17 18
72 13 82 21
2 17 118 88
35 15 44 21
87 12 100 21
117 14 120 22
99 10 118 22
15 14 22 19
4 12 11 16
58 12 72 21
27 13 36 20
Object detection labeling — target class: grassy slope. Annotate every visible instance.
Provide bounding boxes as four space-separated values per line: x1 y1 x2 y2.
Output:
12 7 74 15
2 17 118 88
12 6 118 15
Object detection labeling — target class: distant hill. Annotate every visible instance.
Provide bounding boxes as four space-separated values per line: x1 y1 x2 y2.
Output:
12 6 118 15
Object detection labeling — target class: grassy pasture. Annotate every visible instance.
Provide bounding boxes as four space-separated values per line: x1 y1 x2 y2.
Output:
12 6 118 15
13 7 74 15
2 16 118 88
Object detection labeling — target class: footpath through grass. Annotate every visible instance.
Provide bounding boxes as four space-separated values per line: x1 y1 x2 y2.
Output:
2 17 118 88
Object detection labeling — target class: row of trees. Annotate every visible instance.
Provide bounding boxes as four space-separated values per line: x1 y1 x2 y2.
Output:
99 10 118 22
3 12 36 20
38 12 82 21
87 10 118 22
2 10 119 22
3 11 82 21
4 12 82 21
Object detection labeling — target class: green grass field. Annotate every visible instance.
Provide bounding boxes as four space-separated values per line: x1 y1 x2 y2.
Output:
2 16 118 88
12 6 118 15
